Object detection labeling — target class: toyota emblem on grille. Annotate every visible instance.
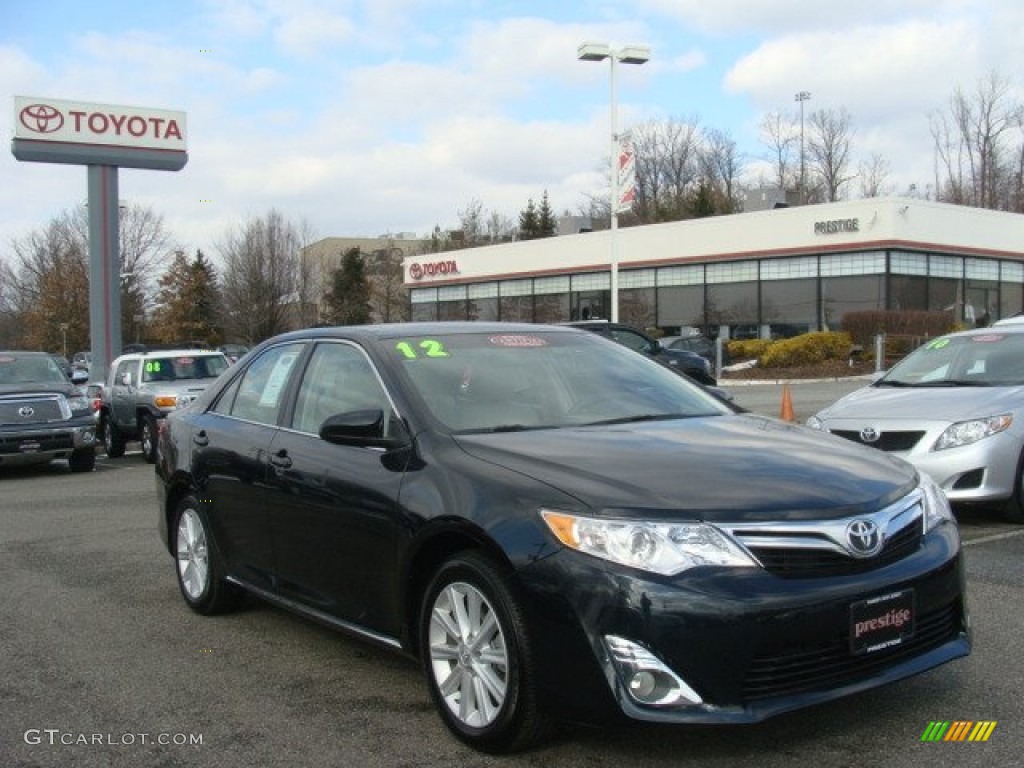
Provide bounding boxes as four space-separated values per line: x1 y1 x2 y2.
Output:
846 519 883 557
18 406 36 417
859 426 880 443
19 103 65 134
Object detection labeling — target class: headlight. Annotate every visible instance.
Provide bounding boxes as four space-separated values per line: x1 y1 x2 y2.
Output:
919 472 954 533
932 414 1012 451
540 510 757 575
806 415 823 430
66 395 91 413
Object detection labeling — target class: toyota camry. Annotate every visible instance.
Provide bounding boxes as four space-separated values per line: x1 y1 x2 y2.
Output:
155 323 969 752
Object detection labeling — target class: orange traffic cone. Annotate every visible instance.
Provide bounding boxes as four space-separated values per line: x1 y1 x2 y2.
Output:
780 383 795 422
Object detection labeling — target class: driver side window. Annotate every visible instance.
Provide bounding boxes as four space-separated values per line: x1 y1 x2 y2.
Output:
291 342 393 436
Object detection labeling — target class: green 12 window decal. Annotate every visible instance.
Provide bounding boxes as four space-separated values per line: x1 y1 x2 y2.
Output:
395 340 450 359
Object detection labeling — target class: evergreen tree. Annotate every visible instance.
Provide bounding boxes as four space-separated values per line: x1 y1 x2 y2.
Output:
153 250 224 345
324 248 371 325
537 190 557 237
518 199 539 240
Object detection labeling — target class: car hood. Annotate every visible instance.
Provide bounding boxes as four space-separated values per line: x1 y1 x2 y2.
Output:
140 379 218 394
0 382 78 398
815 383 1024 423
451 414 916 522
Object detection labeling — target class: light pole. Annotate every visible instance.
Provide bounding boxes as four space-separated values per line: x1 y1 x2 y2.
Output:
795 91 811 204
578 41 651 323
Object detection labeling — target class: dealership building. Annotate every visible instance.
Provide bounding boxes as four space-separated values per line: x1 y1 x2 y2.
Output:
402 197 1024 338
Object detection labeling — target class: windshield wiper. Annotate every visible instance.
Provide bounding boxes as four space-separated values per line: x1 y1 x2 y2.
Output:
915 380 992 387
580 413 693 427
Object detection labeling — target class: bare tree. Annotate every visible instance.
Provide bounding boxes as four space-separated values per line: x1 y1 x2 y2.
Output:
631 117 703 223
759 110 798 192
858 152 892 198
218 209 305 344
806 107 856 202
701 128 743 213
366 238 409 323
929 70 1024 210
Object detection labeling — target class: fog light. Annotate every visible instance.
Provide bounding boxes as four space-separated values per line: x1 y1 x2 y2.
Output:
81 429 95 444
605 635 703 707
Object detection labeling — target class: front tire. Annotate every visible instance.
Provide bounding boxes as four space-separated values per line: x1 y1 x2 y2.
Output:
420 552 550 753
1005 452 1024 524
68 448 95 473
102 414 125 458
174 494 243 615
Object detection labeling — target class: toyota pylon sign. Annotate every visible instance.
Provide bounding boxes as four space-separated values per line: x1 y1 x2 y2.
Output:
14 96 186 151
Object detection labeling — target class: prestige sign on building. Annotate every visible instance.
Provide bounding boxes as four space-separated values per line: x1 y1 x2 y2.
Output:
13 96 187 170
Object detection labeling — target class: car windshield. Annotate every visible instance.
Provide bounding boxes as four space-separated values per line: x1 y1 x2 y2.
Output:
879 332 1024 387
388 330 730 433
142 355 228 382
0 354 69 385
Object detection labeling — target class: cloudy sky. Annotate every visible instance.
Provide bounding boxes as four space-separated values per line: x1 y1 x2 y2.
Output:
3 0 1023 260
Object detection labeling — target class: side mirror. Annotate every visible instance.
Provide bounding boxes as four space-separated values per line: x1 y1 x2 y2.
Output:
119 372 132 386
319 408 408 450
70 369 88 385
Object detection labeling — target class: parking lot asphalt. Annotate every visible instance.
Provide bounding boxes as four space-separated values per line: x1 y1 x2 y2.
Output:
2 415 1023 766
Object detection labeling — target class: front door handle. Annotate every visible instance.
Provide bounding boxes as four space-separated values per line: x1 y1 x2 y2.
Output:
270 449 292 469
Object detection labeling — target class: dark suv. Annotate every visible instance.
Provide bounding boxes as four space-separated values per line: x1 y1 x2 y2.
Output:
0 351 97 472
565 321 716 385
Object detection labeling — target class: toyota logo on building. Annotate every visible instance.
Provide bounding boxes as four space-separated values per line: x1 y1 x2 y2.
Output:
846 519 883 557
18 406 36 418
19 103 65 134
859 426 880 443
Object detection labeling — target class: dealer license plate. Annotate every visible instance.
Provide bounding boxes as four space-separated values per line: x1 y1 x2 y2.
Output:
850 588 915 655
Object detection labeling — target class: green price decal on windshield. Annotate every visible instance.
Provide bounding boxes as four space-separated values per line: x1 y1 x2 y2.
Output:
396 339 450 359
145 361 162 372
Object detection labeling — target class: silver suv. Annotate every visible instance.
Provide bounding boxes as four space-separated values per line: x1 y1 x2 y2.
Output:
100 349 229 462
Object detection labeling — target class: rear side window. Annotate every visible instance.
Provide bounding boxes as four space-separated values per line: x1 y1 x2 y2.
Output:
218 344 305 425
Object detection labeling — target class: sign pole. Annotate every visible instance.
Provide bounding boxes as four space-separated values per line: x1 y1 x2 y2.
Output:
87 165 122 386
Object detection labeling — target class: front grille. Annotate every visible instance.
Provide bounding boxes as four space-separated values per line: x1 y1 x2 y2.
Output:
830 429 926 452
749 519 923 579
0 395 66 424
0 432 75 453
742 601 961 702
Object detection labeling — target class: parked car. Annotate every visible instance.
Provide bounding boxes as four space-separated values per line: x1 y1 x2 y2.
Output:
659 334 731 366
156 322 968 752
100 348 229 463
564 320 716 385
217 343 250 364
71 350 92 374
0 351 97 472
808 325 1024 523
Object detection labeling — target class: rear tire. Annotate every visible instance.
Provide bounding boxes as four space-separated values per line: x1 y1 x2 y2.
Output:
420 551 551 753
102 414 125 458
140 415 159 464
173 494 243 615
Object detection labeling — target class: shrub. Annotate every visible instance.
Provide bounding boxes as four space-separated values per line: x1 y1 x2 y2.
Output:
841 310 954 348
759 331 852 368
727 339 772 361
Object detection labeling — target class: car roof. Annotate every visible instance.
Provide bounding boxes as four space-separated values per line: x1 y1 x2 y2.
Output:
0 350 51 358
266 322 586 344
112 348 227 362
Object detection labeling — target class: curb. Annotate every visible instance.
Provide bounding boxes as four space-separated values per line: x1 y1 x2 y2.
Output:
718 374 875 387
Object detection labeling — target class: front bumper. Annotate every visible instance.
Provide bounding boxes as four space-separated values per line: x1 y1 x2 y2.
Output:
0 419 98 465
521 520 969 725
819 419 1020 505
